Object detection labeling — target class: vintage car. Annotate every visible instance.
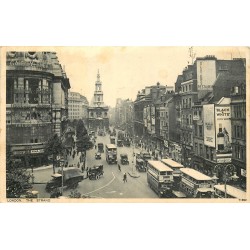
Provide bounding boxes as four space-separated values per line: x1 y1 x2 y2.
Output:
95 152 102 160
98 129 106 136
123 138 131 147
88 165 104 180
117 139 123 147
136 158 147 172
120 154 129 165
97 143 104 153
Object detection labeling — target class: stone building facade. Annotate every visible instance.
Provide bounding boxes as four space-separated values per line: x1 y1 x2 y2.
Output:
6 51 70 167
68 91 89 121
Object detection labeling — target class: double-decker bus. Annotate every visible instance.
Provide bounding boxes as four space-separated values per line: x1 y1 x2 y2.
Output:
161 158 184 179
180 168 214 198
161 158 184 191
105 144 117 164
147 160 174 198
214 184 246 199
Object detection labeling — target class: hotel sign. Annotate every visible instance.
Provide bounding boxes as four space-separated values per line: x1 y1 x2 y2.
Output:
7 59 53 71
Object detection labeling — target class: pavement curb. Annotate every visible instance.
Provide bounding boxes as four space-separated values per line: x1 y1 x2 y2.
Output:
128 172 140 178
27 165 53 171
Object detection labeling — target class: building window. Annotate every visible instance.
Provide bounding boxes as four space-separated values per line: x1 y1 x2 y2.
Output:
194 124 198 136
205 146 209 159
189 114 192 125
199 125 203 137
195 143 198 154
199 144 203 156
210 149 214 161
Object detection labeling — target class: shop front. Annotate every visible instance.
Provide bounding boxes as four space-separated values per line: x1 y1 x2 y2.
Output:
11 144 47 168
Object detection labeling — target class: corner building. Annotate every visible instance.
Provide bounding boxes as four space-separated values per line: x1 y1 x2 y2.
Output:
6 51 70 167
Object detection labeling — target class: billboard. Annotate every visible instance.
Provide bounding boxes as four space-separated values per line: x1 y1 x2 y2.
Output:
215 105 232 154
203 104 215 147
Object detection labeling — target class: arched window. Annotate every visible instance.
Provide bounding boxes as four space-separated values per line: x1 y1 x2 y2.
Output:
189 114 192 125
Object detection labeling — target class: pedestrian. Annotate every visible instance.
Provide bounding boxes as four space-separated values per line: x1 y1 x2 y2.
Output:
77 162 80 168
123 173 127 183
118 163 121 171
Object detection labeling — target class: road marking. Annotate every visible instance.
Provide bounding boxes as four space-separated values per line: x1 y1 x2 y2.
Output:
106 191 116 194
83 172 116 195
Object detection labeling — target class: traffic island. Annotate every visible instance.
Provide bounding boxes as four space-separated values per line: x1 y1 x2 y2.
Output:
128 171 140 178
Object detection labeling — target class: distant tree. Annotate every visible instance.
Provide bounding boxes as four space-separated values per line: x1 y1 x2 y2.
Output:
76 119 93 169
73 119 78 129
44 133 65 174
6 145 32 198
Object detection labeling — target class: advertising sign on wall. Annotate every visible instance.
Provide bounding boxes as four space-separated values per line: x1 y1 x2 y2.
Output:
203 104 215 147
215 105 232 154
196 59 216 89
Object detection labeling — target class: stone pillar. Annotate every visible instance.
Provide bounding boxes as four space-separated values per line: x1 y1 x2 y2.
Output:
25 79 29 103
14 79 17 103
18 77 24 103
52 82 62 105
38 80 42 104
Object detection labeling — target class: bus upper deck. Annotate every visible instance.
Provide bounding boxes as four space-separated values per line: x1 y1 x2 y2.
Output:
214 184 246 199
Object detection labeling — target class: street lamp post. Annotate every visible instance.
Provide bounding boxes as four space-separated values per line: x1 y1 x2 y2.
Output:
213 163 239 198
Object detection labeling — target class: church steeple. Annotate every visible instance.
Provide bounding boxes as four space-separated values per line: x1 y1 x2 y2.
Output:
93 69 104 106
97 69 100 80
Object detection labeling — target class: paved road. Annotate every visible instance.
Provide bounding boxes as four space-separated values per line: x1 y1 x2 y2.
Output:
31 131 158 199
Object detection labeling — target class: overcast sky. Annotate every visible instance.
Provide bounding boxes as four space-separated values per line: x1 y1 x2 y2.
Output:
55 46 247 107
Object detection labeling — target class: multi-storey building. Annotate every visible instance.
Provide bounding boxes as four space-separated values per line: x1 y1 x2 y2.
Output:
134 82 166 148
230 82 246 189
6 51 70 167
68 91 89 121
87 70 109 131
191 58 246 176
115 98 134 136
159 96 175 159
179 64 198 164
177 56 246 167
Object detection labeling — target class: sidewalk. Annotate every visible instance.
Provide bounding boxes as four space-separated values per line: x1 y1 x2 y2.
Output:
27 164 53 172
